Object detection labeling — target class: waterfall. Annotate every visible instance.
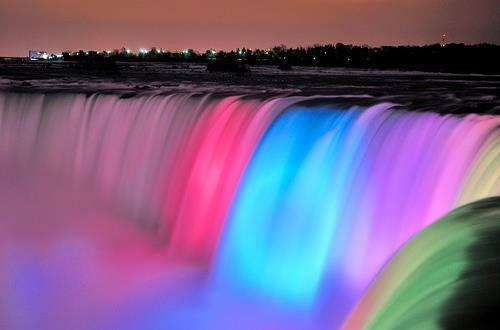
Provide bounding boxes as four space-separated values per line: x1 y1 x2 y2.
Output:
0 91 499 329
343 197 500 330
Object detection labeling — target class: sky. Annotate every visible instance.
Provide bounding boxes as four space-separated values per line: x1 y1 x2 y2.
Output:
0 0 499 56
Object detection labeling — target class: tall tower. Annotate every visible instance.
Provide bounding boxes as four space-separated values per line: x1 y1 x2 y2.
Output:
441 34 447 47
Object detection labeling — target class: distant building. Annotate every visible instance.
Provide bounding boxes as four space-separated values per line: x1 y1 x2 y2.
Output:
29 50 49 60
49 54 64 60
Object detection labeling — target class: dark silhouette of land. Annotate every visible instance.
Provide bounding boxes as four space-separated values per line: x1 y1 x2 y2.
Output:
54 43 500 74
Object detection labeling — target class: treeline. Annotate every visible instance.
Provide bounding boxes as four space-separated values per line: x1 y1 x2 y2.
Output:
62 43 500 74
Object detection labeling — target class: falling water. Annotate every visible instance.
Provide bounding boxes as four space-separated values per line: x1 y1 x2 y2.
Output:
0 91 499 329
343 197 500 330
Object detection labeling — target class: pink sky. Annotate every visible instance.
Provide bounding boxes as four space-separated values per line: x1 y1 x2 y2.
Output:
0 0 498 56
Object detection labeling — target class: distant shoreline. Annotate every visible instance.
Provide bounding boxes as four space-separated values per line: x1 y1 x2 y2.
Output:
4 43 500 75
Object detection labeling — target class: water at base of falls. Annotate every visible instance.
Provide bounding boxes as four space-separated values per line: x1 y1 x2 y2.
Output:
0 92 499 330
